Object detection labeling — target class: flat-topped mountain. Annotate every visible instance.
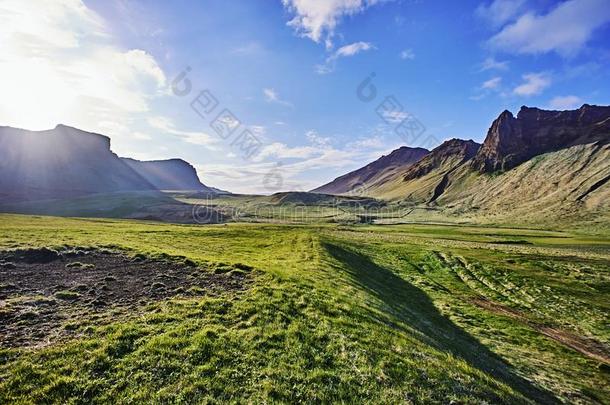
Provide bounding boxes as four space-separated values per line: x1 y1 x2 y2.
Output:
0 124 215 201
471 104 610 172
122 158 213 192
312 146 428 195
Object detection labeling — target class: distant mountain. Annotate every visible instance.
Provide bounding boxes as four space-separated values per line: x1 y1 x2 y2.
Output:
312 105 610 227
122 158 213 192
403 139 480 181
361 139 481 202
312 146 429 195
0 124 216 201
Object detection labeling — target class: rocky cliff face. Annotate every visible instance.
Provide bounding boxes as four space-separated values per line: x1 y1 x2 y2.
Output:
403 139 480 181
122 158 212 192
471 104 610 173
312 146 429 195
0 124 215 200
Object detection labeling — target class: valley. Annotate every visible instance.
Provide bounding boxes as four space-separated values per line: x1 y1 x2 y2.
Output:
1 214 608 403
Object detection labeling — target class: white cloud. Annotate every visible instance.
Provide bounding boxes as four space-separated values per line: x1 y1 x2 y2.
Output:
335 41 374 57
513 72 551 96
133 131 152 141
256 142 319 161
399 49 415 60
380 111 409 124
476 0 525 27
315 41 375 74
249 125 267 136
548 95 582 110
148 116 219 149
306 130 331 147
263 88 293 107
281 0 385 48
0 0 167 133
482 76 502 90
488 0 610 56
480 57 509 71
197 128 399 194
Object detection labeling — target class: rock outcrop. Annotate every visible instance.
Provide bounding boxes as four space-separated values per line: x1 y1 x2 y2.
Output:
471 104 610 173
122 158 212 192
403 139 480 181
0 124 215 200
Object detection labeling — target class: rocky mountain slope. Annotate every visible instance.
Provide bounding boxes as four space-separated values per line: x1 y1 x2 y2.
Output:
122 158 213 192
471 104 610 172
0 124 215 201
312 146 428 195
313 104 610 227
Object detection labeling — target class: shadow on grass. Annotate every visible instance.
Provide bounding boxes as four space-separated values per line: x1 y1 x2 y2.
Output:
322 241 559 404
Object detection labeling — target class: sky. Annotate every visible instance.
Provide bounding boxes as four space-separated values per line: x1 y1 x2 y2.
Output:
0 0 609 193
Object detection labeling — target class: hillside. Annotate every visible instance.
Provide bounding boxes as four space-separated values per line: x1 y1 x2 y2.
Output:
0 124 217 202
472 104 610 172
318 105 610 228
312 146 428 195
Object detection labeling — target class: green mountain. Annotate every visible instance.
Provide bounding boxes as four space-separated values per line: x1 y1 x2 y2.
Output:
315 105 610 228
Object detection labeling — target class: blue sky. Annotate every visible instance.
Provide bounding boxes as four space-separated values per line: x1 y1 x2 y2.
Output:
1 0 609 193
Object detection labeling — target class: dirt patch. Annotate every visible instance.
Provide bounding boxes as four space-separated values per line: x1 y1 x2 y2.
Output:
472 298 610 365
0 247 252 349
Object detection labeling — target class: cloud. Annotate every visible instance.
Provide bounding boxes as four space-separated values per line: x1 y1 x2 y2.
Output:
548 95 582 110
479 57 509 71
379 110 409 124
306 130 331 147
482 77 502 90
255 142 319 161
148 116 219 149
315 41 375 74
281 0 384 48
0 0 167 133
488 0 610 56
476 0 525 27
197 129 400 194
513 72 551 96
335 41 374 57
263 88 293 107
399 49 415 60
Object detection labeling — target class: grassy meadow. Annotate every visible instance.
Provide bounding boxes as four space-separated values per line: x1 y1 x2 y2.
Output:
0 214 609 404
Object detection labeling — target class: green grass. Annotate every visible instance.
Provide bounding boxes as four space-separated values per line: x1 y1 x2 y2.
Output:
0 214 608 404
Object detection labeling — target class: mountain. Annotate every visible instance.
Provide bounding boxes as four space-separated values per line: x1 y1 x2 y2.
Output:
364 139 481 202
313 105 610 228
0 124 216 201
471 104 610 172
311 146 429 195
403 139 480 181
122 158 213 192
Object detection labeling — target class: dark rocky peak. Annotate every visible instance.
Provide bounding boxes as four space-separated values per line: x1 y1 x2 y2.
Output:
403 139 480 181
471 104 610 173
367 146 429 169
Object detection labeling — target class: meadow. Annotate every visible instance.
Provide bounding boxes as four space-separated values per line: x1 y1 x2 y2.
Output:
0 214 609 404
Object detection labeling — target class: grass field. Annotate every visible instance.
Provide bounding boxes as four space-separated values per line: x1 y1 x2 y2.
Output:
0 214 609 404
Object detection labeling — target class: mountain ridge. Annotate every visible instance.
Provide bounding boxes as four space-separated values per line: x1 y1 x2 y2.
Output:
0 124 216 201
312 146 429 195
309 104 610 227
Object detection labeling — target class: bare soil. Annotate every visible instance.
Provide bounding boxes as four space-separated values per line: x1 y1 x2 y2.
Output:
0 247 251 349
472 298 610 366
